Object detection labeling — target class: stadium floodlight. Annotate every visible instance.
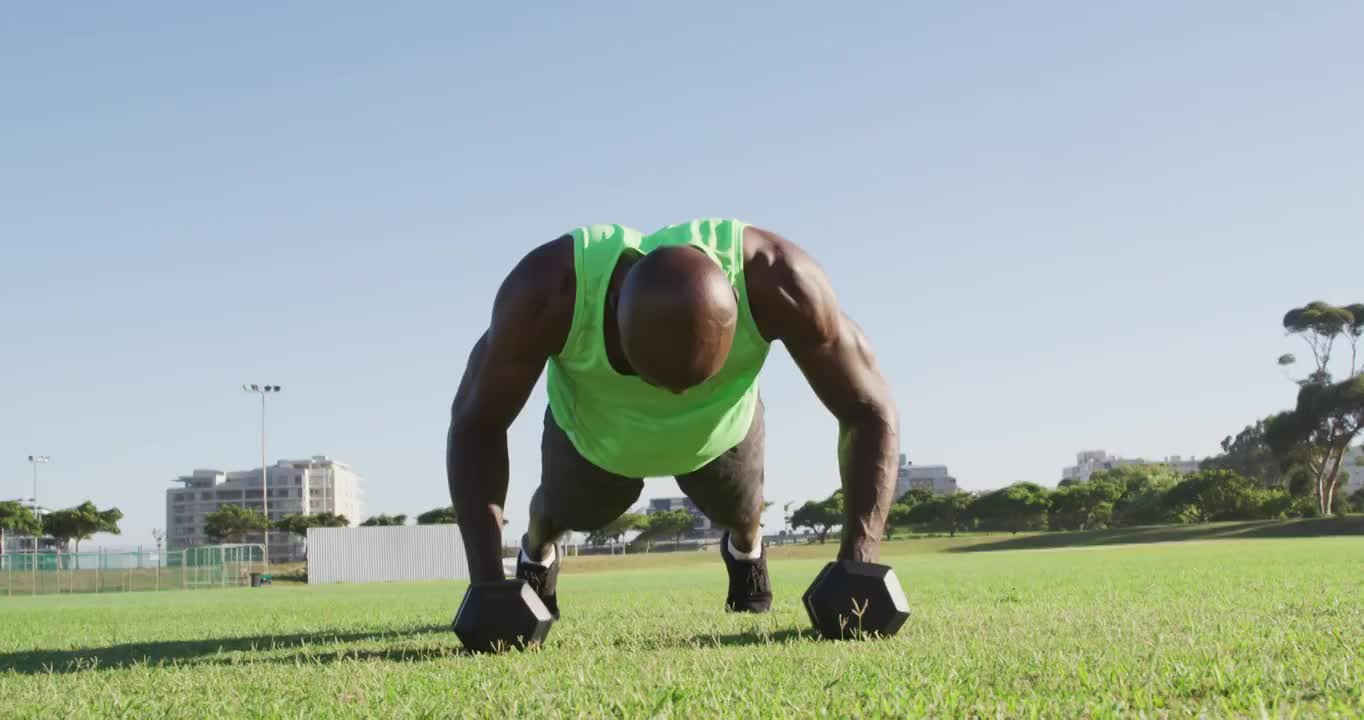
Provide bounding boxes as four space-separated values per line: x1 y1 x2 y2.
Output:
242 384 282 567
26 455 49 519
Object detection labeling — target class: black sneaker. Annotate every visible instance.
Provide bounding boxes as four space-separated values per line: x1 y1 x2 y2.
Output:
515 535 561 620
720 530 772 613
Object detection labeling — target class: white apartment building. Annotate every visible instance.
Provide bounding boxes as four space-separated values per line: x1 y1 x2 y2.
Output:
166 455 364 563
0 500 64 557
1341 445 1364 495
1061 450 1202 484
1 532 64 556
895 454 958 498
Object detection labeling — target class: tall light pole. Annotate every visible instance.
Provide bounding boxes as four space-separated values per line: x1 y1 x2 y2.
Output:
27 455 49 524
151 529 164 590
242 385 281 566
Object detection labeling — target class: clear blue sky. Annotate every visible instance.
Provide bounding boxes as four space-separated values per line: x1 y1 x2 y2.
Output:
3 3 1361 548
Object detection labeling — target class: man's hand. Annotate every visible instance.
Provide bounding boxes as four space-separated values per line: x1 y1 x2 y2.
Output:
447 237 573 582
745 227 900 563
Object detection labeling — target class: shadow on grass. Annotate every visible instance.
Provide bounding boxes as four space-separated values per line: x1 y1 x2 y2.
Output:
194 644 476 667
604 628 817 651
949 516 1364 553
0 625 450 675
184 628 819 666
689 628 816 647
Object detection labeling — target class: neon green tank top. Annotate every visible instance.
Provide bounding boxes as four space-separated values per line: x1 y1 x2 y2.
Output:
545 218 771 478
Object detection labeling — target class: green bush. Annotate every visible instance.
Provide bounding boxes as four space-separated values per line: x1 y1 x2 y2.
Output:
1257 489 1296 519
1346 487 1364 514
1162 470 1263 522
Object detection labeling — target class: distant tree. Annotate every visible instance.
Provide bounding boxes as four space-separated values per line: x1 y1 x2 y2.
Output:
906 492 973 537
41 501 122 555
313 512 351 530
1255 488 1307 519
1162 470 1263 523
1345 486 1364 514
1280 301 1363 381
790 491 843 544
272 513 349 560
1049 480 1123 531
884 504 912 540
637 510 695 547
0 501 41 554
971 483 1051 534
1202 417 1287 488
1091 465 1182 527
1269 301 1363 515
895 488 935 508
359 513 408 527
586 512 647 546
1267 378 1364 515
203 504 270 543
1284 464 1317 498
885 488 934 539
40 512 81 560
826 489 845 515
417 506 458 525
1089 464 1185 491
274 513 350 538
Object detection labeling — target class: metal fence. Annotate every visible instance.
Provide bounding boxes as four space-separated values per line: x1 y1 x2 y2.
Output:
1 544 265 597
308 525 467 585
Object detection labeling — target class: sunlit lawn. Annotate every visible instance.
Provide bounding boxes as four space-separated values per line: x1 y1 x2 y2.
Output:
1 526 1361 718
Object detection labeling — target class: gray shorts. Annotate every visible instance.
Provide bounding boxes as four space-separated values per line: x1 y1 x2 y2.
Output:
537 396 766 532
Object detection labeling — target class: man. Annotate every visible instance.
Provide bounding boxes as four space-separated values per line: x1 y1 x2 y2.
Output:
446 218 898 618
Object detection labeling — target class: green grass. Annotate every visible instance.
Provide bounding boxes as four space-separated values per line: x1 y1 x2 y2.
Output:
1 531 1362 718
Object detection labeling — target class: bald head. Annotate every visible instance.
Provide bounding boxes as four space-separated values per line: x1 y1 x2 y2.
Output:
617 246 738 392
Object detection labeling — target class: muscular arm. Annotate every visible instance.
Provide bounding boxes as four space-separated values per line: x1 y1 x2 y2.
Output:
446 238 571 582
746 228 900 562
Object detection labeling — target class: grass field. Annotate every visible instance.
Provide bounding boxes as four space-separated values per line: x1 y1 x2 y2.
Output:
1 524 1361 718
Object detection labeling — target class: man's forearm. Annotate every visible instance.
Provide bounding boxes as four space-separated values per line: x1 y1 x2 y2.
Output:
836 411 898 562
447 424 510 582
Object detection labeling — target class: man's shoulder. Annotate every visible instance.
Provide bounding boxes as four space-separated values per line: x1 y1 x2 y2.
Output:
741 225 838 345
515 232 575 281
493 234 576 354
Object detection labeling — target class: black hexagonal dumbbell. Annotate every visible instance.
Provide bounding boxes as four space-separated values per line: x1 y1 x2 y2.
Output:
451 579 555 653
802 560 910 640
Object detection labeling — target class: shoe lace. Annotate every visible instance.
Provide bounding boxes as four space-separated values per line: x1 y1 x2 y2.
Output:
520 563 547 594
746 563 767 595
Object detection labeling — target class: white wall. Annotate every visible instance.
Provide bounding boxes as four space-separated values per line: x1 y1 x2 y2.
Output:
307 525 467 585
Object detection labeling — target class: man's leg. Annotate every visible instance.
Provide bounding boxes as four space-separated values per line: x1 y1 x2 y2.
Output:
675 396 768 611
520 406 643 616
